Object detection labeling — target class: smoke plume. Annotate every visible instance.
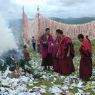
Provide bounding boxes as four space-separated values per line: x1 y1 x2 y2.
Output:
0 14 17 55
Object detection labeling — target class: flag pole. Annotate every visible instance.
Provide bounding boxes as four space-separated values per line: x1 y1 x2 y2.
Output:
22 6 25 45
37 5 40 36
37 5 41 53
22 6 24 16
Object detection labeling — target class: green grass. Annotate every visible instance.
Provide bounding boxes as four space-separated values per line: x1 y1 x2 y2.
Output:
0 39 95 94
54 79 62 85
24 40 95 94
84 89 95 95
41 93 54 95
69 87 78 93
24 39 95 94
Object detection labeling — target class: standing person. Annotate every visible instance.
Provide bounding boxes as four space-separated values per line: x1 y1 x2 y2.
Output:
40 28 54 70
22 45 31 74
52 29 75 75
78 34 92 81
32 36 36 51
23 45 30 62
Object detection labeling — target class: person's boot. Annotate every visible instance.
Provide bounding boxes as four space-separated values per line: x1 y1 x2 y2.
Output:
43 66 47 70
48 66 50 71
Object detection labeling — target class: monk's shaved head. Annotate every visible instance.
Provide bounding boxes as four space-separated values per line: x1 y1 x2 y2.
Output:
45 28 50 32
56 29 63 35
78 34 84 39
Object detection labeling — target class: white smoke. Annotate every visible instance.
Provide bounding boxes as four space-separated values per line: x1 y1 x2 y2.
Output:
0 14 17 55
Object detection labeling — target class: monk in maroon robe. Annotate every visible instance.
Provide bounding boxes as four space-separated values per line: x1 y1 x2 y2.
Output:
52 29 75 75
40 28 54 70
78 34 92 81
23 45 31 74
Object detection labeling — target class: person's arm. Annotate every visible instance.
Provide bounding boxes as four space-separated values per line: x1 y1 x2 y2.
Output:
67 44 70 57
28 50 31 58
81 46 89 57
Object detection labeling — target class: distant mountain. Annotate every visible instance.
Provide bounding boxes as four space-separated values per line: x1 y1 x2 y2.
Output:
50 17 95 24
9 17 95 34
9 17 95 28
8 17 95 46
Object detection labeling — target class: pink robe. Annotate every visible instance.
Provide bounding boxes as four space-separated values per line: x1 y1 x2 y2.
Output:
40 34 54 66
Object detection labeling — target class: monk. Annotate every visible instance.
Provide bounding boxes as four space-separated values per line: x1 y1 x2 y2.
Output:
78 34 92 81
22 45 31 74
40 28 54 70
52 29 75 75
23 45 30 63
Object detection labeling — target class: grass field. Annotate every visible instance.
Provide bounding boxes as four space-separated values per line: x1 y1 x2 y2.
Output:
26 39 95 95
0 40 95 95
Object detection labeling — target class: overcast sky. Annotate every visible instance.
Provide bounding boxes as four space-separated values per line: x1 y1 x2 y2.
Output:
0 0 95 20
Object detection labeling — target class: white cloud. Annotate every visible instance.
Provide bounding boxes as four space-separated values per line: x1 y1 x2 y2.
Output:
0 0 21 20
0 0 95 19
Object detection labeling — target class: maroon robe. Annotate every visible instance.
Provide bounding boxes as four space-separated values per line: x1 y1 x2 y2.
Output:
40 34 54 66
86 38 91 45
52 36 61 72
52 35 75 75
79 39 92 80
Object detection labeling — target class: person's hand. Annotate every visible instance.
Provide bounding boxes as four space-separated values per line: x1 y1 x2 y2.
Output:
43 41 47 44
51 43 54 46
67 53 70 57
56 53 59 58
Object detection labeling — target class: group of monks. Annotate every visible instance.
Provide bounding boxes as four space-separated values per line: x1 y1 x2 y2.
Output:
40 28 92 81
